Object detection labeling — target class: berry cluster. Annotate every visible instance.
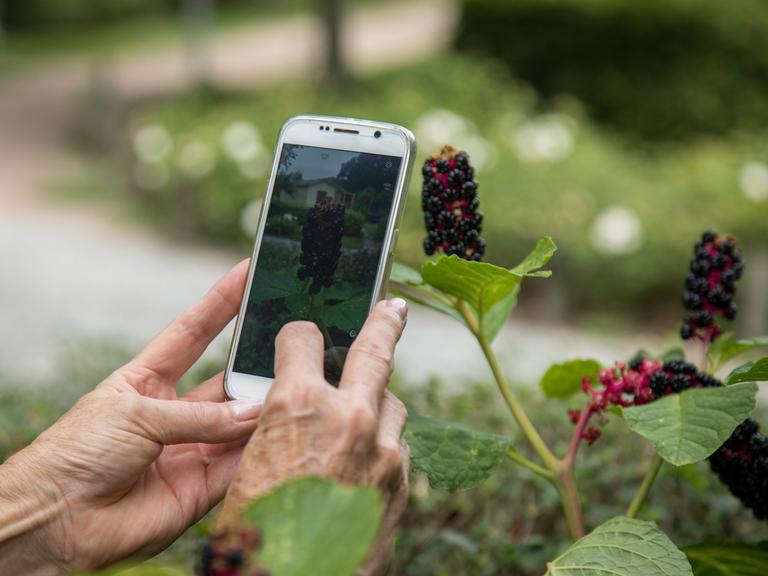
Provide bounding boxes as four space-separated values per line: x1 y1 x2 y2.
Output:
644 359 723 398
709 418 768 520
201 530 269 576
298 197 345 295
571 358 661 445
572 358 723 445
421 145 485 261
680 231 743 342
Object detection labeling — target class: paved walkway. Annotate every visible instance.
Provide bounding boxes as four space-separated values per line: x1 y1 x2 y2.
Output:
0 0 664 388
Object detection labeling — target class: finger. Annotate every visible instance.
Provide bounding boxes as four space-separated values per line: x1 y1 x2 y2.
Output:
204 445 247 506
375 391 409 491
182 371 225 402
271 321 325 390
130 259 250 390
135 395 262 445
377 391 409 444
339 299 407 410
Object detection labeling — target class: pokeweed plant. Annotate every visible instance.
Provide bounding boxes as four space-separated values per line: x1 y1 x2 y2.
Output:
392 145 768 575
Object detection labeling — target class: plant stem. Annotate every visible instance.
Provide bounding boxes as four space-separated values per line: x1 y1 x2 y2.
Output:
563 405 594 469
507 447 554 480
456 301 559 472
625 454 664 518
556 468 586 540
454 300 586 540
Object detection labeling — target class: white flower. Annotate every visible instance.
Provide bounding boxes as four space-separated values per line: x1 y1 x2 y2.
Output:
590 206 643 255
414 109 497 171
511 115 574 163
238 156 268 180
222 121 265 164
739 161 768 203
177 139 215 179
133 124 173 163
461 134 497 172
414 108 475 151
240 199 263 237
133 161 169 191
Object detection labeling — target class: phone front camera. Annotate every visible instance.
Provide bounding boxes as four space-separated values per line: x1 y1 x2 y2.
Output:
374 130 382 139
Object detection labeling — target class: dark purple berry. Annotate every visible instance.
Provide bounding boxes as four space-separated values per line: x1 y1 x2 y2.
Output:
420 145 484 261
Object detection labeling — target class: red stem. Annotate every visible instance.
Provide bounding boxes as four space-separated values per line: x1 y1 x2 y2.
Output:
564 404 594 467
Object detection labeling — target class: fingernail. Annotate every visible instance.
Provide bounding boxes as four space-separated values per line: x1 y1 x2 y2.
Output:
230 399 264 421
386 297 408 320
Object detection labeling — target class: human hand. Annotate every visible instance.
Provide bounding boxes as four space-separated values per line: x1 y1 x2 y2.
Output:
213 299 410 576
0 260 263 575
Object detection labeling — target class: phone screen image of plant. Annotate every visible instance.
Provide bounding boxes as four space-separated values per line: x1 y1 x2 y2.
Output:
234 144 402 381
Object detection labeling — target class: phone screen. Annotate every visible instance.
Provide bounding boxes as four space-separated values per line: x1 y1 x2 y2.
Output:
233 143 403 380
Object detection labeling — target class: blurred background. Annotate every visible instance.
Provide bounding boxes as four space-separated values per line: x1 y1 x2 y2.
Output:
1 0 768 574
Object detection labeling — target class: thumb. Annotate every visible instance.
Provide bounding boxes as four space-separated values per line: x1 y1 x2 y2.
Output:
136 396 263 445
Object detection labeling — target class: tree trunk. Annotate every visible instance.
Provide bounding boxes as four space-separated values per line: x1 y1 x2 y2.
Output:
182 0 215 87
321 0 348 88
0 0 6 47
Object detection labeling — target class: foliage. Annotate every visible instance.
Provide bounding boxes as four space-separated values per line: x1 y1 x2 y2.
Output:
457 0 768 141
539 359 601 399
243 477 383 576
623 383 758 466
544 516 692 576
683 542 768 576
4 348 768 575
395 204 768 574
111 54 768 320
406 415 511 491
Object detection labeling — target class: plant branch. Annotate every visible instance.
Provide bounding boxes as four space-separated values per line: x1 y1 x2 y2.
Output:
625 454 664 518
507 447 554 481
455 300 560 472
563 405 594 469
454 298 585 540
555 469 586 540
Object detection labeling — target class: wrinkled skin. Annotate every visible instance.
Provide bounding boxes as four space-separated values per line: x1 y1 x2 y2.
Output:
214 301 410 576
0 260 410 576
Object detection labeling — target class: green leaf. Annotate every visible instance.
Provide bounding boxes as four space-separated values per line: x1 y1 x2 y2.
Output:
684 541 768 576
389 287 464 324
320 293 370 333
726 358 768 385
244 477 382 576
623 383 758 466
511 236 557 276
421 255 521 312
390 261 423 285
709 334 768 367
419 238 556 342
662 347 686 361
540 359 601 399
481 286 520 342
421 255 522 341
249 266 303 303
545 516 692 576
405 415 511 491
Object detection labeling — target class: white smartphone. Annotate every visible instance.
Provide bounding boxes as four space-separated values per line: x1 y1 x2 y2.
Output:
224 115 416 401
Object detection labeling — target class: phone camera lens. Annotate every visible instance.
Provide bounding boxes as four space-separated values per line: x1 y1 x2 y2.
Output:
374 130 382 139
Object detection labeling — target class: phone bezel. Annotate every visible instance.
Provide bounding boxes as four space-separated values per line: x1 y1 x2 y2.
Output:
224 115 416 401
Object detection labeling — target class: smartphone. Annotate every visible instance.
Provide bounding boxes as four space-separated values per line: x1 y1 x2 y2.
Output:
224 115 416 401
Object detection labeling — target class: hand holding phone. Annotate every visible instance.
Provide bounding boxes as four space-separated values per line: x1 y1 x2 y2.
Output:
225 115 415 400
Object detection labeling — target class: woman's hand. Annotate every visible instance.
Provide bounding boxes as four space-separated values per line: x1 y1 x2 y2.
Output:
214 299 410 576
0 260 263 575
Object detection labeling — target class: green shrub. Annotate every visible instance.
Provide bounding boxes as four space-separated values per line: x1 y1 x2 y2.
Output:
456 0 768 140
265 215 300 239
117 54 768 320
343 209 366 238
